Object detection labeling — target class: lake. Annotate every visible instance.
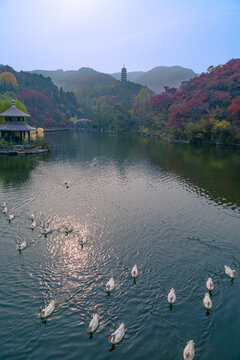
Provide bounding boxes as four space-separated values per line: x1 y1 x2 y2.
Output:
0 132 240 360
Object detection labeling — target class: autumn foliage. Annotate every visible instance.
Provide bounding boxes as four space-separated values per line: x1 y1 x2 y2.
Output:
0 65 79 128
147 59 240 143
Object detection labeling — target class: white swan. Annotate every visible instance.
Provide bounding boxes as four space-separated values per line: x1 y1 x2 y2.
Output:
64 181 70 188
41 300 55 319
183 340 195 360
106 277 115 292
203 293 212 309
206 277 214 290
168 288 176 304
3 207 7 214
131 265 138 278
1 202 6 207
109 323 126 344
17 241 27 251
65 226 73 234
89 313 99 332
225 265 236 279
31 221 37 229
43 227 52 236
30 214 35 220
8 214 14 221
79 236 87 245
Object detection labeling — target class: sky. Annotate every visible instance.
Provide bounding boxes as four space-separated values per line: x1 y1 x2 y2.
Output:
0 0 239 74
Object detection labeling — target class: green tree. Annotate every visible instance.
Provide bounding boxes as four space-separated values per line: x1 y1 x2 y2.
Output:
134 88 151 108
0 72 18 90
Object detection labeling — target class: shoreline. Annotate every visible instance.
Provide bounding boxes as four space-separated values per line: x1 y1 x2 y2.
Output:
0 145 49 155
44 128 71 132
43 127 240 147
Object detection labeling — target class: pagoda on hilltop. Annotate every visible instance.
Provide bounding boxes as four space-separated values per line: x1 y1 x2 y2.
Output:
0 100 36 143
121 65 127 83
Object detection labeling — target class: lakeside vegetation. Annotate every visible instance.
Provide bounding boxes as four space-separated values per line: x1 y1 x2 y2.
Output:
1 59 240 145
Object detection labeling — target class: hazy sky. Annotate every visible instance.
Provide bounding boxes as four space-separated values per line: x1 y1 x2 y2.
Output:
0 0 239 74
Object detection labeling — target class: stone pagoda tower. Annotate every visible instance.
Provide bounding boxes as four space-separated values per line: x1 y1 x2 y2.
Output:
121 65 127 83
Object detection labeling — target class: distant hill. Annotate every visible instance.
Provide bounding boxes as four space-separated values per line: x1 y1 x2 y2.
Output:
32 66 196 95
111 71 144 81
134 66 197 94
0 65 79 128
31 68 117 91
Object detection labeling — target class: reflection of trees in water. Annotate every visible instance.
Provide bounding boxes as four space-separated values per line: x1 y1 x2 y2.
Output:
11 132 240 209
146 142 240 209
46 133 240 210
0 153 50 186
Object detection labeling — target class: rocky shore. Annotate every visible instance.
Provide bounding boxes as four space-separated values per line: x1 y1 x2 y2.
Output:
0 144 49 155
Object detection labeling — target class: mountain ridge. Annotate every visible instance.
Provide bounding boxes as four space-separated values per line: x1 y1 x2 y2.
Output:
31 68 117 91
31 65 197 94
133 66 197 93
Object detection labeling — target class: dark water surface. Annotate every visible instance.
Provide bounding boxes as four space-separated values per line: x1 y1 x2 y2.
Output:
0 132 240 360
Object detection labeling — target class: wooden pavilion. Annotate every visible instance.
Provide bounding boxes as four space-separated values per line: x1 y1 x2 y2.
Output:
0 100 36 143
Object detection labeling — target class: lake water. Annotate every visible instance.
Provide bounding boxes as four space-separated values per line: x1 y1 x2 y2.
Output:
0 132 240 360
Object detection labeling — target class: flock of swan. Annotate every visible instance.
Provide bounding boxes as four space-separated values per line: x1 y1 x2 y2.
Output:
1 200 237 358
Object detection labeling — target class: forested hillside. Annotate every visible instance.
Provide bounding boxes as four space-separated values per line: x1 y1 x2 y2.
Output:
0 65 150 131
74 81 151 132
73 59 240 143
146 59 240 143
0 65 79 128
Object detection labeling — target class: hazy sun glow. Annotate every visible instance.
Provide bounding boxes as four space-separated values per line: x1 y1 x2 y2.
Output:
0 0 240 73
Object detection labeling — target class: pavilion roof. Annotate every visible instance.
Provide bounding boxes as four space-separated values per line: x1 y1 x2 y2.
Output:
0 121 36 132
0 100 31 118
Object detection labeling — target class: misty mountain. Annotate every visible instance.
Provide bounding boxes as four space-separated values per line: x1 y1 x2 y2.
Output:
133 66 197 94
32 66 197 95
31 68 117 91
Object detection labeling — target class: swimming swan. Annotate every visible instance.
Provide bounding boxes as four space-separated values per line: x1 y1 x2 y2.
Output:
65 226 73 234
131 265 138 278
41 300 55 319
224 265 236 279
109 323 126 344
43 227 52 236
64 181 70 188
17 241 27 251
203 293 212 309
89 313 99 333
206 277 214 290
106 277 115 292
168 288 176 304
31 221 37 229
183 340 195 360
79 236 87 246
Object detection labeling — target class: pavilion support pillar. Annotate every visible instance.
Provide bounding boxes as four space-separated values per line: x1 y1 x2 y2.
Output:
28 131 30 143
